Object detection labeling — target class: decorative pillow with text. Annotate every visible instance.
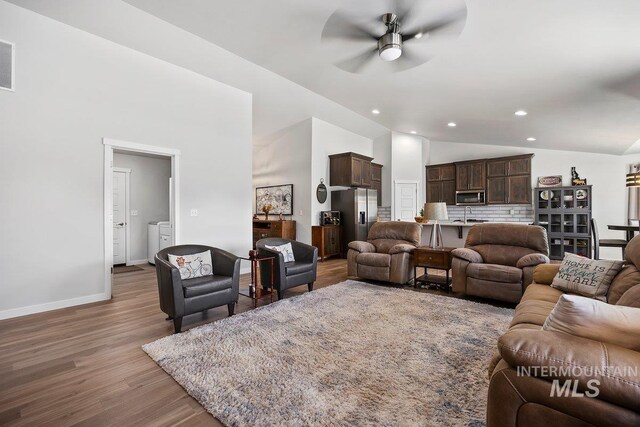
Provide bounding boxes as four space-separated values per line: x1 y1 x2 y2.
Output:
551 253 624 301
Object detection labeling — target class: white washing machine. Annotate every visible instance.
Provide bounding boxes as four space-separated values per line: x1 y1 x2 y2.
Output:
148 221 172 264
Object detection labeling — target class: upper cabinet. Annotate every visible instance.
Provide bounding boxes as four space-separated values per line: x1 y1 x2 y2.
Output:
329 152 374 187
455 160 486 191
425 163 456 205
371 162 383 206
486 154 534 204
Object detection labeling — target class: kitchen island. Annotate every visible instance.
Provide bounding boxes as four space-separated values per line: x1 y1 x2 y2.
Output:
419 220 532 247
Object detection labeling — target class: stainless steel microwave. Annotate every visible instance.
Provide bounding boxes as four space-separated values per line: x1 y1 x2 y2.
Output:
456 191 485 206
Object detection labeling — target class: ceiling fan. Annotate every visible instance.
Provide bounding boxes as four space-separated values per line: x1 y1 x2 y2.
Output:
321 2 466 73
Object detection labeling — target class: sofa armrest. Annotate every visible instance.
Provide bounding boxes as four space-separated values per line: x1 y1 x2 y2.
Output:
498 329 640 413
154 256 185 317
532 263 561 285
451 248 483 263
389 244 415 255
516 253 550 268
291 240 318 264
348 241 376 253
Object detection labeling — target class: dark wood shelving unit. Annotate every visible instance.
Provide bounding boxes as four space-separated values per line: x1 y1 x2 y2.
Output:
534 185 592 260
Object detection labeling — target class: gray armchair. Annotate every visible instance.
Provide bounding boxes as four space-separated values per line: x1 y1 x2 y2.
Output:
155 244 241 333
256 238 318 299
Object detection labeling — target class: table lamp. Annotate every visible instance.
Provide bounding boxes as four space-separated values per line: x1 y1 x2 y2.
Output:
424 202 448 249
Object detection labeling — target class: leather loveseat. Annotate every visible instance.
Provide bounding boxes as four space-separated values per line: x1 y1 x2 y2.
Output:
451 223 550 303
347 221 422 285
486 235 640 426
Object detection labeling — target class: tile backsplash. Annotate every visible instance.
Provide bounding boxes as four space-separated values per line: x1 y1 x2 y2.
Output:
446 204 534 223
378 206 391 221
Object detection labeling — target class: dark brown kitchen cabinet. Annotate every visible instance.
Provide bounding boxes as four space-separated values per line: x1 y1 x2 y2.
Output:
425 163 456 205
486 154 534 204
371 163 383 206
456 160 486 191
329 152 374 187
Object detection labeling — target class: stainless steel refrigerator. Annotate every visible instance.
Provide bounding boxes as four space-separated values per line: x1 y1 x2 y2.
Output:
331 188 378 257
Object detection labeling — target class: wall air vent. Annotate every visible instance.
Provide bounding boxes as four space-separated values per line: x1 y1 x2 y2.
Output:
0 40 15 91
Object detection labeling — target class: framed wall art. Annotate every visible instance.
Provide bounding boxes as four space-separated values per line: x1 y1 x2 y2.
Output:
256 184 293 216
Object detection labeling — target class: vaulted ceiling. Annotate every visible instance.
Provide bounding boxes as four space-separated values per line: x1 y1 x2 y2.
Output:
10 0 640 154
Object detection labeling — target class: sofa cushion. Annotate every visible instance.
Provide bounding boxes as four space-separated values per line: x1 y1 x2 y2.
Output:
284 261 314 276
356 252 391 267
608 264 640 304
520 283 565 304
551 253 624 301
470 244 537 267
543 294 640 351
617 285 640 308
369 239 411 254
182 275 232 298
367 221 421 245
510 299 557 327
467 263 523 283
168 250 213 280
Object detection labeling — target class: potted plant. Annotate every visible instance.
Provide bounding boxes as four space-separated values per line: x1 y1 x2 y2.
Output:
415 208 425 223
261 204 273 220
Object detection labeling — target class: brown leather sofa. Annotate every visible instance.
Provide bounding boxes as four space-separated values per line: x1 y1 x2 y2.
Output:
451 223 550 303
347 221 422 285
487 235 640 427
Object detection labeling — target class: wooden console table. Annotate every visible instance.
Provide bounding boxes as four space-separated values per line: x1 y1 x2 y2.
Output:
252 219 296 248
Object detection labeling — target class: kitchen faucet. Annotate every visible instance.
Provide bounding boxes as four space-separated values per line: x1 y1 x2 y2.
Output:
464 206 473 223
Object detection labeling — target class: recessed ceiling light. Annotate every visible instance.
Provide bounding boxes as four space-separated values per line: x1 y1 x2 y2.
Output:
371 109 380 115
447 122 457 127
410 130 417 134
515 110 528 116
527 137 536 141
414 32 424 39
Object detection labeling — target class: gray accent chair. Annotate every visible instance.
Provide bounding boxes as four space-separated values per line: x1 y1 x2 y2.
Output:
155 244 241 333
256 238 318 300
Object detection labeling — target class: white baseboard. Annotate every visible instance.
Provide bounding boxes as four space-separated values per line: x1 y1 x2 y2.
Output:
128 259 150 265
240 265 251 275
0 292 111 320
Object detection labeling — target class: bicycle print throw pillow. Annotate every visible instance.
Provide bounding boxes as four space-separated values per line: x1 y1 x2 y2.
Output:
168 250 213 280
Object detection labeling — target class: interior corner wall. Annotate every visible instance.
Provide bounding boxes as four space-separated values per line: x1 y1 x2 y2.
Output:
113 153 171 263
311 118 375 226
390 132 428 220
253 119 313 243
0 2 252 318
373 132 393 207
428 140 640 259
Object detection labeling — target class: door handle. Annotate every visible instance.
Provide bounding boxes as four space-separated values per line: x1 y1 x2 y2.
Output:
360 211 366 224
116 222 124 226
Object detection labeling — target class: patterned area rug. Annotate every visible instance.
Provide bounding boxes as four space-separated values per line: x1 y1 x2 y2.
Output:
143 281 513 427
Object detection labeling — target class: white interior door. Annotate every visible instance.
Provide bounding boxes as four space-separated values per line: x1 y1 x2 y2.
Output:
394 182 418 221
113 171 127 265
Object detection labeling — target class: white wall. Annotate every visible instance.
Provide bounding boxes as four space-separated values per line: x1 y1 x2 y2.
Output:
373 132 392 207
113 153 171 263
311 118 374 226
428 140 640 258
391 132 429 220
253 119 312 243
0 2 252 318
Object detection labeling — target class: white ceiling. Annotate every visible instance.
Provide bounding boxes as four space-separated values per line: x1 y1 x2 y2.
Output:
120 0 640 155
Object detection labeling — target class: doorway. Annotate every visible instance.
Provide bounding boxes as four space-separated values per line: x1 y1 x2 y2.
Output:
394 181 419 221
103 138 181 299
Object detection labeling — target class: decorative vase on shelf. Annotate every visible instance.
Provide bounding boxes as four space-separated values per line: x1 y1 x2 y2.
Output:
265 213 269 220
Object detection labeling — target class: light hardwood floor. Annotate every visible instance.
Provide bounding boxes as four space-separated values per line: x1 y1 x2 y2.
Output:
0 259 349 426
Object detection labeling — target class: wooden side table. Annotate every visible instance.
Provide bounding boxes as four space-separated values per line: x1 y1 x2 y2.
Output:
239 250 275 308
413 247 455 292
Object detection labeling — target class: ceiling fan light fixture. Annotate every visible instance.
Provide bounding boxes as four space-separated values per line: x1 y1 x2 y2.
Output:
378 32 402 61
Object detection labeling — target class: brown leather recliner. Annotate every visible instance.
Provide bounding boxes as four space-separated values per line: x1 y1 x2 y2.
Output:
451 223 550 303
347 221 422 285
487 235 640 427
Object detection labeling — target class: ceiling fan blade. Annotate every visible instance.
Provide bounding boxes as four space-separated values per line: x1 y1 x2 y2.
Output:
335 48 378 74
322 10 380 42
403 7 467 42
